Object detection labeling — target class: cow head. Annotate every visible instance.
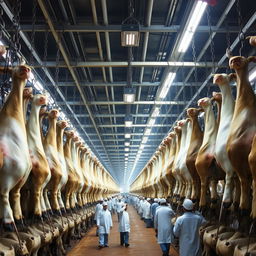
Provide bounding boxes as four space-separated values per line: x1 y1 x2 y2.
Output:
212 92 222 102
228 56 256 70
57 120 69 129
33 94 48 106
187 107 203 118
23 87 33 99
197 97 212 108
13 65 31 80
213 73 237 85
246 35 256 47
48 109 59 119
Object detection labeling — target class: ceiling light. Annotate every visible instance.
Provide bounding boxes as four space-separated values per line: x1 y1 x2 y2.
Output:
125 142 130 147
125 153 129 156
140 144 145 149
125 148 130 152
138 150 142 154
145 128 151 135
152 107 160 117
125 133 131 139
125 157 128 160
148 118 156 127
159 72 176 99
123 87 136 103
125 115 133 127
177 1 207 53
199 112 204 118
142 137 148 144
121 24 140 47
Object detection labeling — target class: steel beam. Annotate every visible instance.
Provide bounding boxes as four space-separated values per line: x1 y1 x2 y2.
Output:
81 124 172 128
17 24 241 33
57 100 187 105
48 81 215 87
32 61 220 68
73 113 177 118
86 133 166 136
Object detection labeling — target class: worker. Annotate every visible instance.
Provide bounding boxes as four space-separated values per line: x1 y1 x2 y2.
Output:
173 198 206 256
116 198 124 222
151 198 159 224
97 201 113 249
94 198 103 236
143 198 152 228
154 198 175 256
107 197 113 214
119 203 130 247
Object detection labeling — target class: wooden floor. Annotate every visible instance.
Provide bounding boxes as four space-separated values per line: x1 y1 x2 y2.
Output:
67 206 179 256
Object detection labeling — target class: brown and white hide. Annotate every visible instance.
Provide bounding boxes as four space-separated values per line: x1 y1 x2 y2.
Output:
0 65 32 225
195 97 225 210
186 108 203 202
227 56 256 214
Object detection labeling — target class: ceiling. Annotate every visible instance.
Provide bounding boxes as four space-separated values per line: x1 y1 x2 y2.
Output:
0 0 256 189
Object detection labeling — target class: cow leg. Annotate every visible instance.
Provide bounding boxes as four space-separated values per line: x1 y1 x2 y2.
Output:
43 189 52 213
0 188 14 227
31 186 43 218
9 186 23 222
251 180 256 220
239 176 251 210
199 176 208 211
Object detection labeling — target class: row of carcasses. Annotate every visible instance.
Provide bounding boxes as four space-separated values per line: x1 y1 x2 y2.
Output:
0 63 118 255
130 37 256 221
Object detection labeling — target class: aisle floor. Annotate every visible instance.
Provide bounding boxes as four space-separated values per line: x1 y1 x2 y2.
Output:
67 206 179 256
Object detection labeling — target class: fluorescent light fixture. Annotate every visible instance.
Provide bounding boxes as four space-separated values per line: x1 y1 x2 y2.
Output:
125 153 129 156
152 107 160 117
178 1 207 53
148 118 156 127
159 72 176 99
121 24 140 47
125 148 130 152
125 115 133 127
34 81 44 91
199 112 204 118
140 144 145 149
125 157 128 160
142 137 148 144
138 150 142 154
145 128 151 135
125 133 131 139
249 67 256 82
123 87 136 103
125 142 130 147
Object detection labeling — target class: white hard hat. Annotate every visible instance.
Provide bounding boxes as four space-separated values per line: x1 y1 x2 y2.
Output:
182 199 194 210
154 198 158 202
147 198 151 201
102 202 108 206
160 198 166 204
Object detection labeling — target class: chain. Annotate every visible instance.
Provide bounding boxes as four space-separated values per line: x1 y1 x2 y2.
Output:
236 0 245 56
12 0 22 64
191 37 198 102
29 0 37 64
43 30 49 85
54 36 61 104
225 20 231 73
0 4 5 40
206 7 215 96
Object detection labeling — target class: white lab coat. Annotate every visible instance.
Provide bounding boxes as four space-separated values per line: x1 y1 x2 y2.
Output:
107 200 112 211
173 212 206 256
97 209 113 234
94 203 103 220
139 200 145 215
154 206 175 244
143 201 152 219
116 201 124 213
119 207 130 232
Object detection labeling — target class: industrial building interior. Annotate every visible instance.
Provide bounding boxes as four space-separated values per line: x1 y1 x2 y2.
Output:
0 0 256 255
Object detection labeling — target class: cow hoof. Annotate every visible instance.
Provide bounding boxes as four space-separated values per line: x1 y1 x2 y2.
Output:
52 209 61 216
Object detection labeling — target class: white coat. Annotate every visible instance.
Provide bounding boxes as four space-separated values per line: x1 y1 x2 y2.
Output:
118 207 130 232
143 201 152 219
173 212 206 256
154 205 175 244
94 203 103 220
116 201 124 213
107 200 112 211
97 209 113 234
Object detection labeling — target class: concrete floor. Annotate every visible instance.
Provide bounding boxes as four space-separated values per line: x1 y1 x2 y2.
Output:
67 206 179 256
